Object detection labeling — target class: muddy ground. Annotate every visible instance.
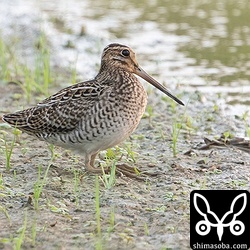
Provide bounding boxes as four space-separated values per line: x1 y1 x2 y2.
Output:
0 77 249 250
0 2 250 249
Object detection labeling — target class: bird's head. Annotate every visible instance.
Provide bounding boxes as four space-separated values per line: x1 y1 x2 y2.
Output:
100 43 184 106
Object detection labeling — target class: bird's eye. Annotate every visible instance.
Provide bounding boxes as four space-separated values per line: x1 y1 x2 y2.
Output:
121 49 130 57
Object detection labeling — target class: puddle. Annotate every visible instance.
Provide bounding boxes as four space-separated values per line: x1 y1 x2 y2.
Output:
0 2 250 249
0 0 249 117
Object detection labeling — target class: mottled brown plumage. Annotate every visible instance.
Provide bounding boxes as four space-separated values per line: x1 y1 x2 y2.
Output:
3 43 184 178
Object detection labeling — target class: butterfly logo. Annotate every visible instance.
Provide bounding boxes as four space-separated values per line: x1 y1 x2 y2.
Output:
193 193 247 241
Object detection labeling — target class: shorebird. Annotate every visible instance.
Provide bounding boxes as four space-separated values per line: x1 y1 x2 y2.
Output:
2 43 184 178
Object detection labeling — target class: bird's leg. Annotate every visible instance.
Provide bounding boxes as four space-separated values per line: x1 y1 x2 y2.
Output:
84 153 102 174
90 153 98 168
84 153 156 180
84 152 112 174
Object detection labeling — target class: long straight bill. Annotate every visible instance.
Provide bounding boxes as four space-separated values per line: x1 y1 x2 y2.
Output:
135 67 184 106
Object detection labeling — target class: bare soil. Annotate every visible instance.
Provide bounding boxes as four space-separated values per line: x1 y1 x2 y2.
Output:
0 80 249 250
0 3 249 248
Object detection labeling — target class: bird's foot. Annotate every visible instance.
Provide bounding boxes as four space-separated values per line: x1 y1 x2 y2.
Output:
115 163 158 180
84 163 157 180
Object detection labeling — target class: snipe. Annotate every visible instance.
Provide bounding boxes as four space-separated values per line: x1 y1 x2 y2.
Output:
2 43 184 178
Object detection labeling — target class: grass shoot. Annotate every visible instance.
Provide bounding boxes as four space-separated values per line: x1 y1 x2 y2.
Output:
33 164 50 210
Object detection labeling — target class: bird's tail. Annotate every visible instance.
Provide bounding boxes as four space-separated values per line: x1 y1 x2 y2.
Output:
2 110 30 128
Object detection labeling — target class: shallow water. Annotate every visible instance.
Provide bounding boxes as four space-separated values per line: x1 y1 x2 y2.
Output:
0 2 250 250
1 0 250 116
